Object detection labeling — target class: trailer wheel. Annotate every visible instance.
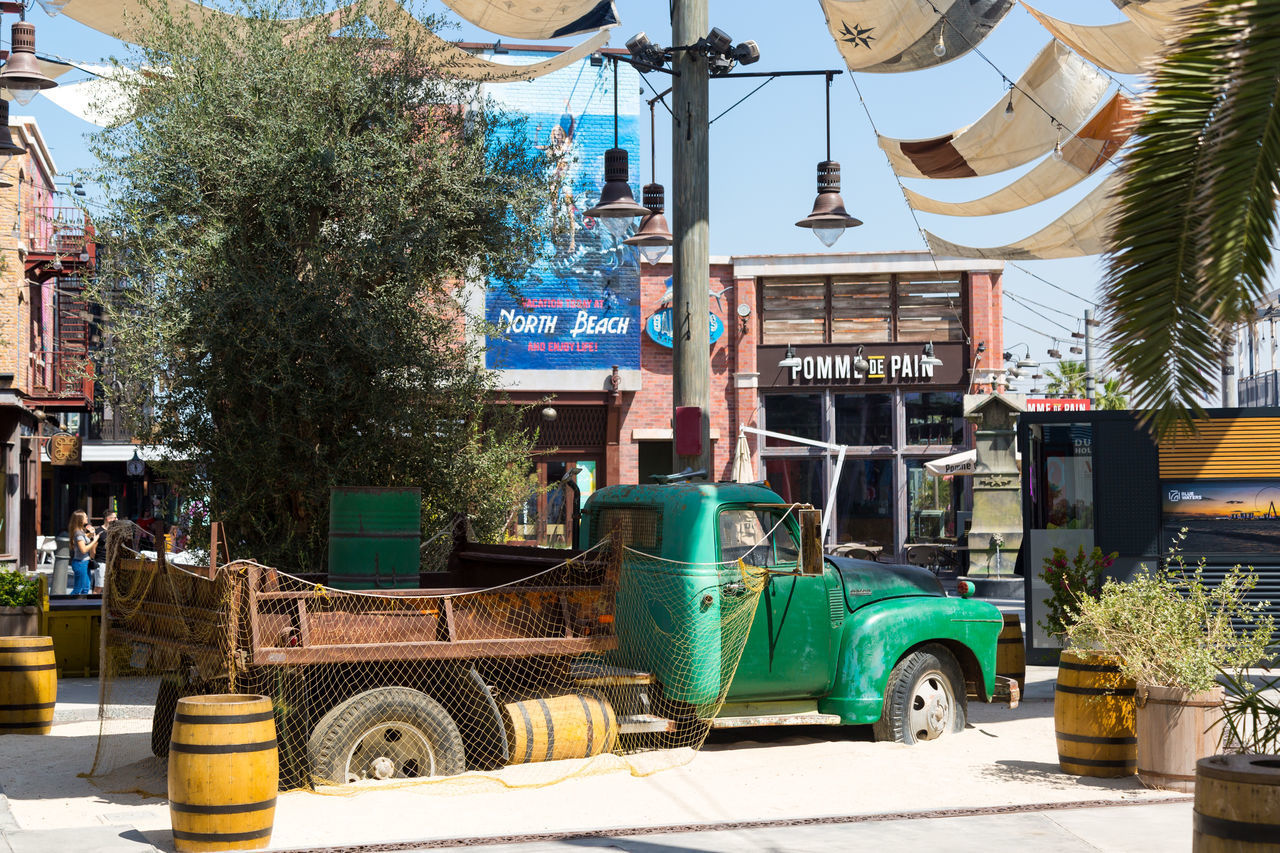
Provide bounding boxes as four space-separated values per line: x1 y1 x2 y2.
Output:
307 687 465 785
150 676 181 758
872 644 967 745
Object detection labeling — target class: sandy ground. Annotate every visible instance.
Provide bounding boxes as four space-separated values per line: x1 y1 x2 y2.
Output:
0 667 1186 852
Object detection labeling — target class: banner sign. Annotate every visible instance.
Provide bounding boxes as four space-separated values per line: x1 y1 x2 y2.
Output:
1161 478 1280 555
483 57 642 372
759 342 967 388
645 308 724 348
1027 398 1091 411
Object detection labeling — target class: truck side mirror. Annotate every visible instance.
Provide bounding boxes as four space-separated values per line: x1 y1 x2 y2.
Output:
798 508 823 576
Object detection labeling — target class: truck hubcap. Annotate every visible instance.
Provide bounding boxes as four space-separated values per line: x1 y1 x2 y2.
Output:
345 722 436 782
908 671 954 741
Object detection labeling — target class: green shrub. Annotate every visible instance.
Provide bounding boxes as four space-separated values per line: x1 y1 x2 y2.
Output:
0 570 39 607
1066 551 1273 693
1039 545 1116 638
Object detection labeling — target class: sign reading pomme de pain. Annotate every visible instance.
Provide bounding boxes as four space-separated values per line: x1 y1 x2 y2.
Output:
759 343 967 388
1027 398 1091 412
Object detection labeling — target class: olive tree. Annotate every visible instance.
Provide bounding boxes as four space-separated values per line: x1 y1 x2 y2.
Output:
90 0 551 568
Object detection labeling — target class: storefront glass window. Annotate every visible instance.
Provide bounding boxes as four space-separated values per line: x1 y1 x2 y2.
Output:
835 459 894 547
833 394 892 446
831 277 891 343
905 392 964 446
761 278 826 345
764 457 824 507
1029 423 1094 530
905 459 960 542
763 394 822 447
896 274 964 342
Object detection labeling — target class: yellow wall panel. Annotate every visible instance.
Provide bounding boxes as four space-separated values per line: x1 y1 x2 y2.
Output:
1158 418 1280 478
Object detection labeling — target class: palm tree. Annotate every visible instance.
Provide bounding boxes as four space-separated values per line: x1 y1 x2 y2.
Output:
1096 378 1128 411
1045 360 1088 397
1102 0 1280 436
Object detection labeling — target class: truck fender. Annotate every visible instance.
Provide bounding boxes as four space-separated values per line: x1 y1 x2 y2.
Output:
817 597 1003 725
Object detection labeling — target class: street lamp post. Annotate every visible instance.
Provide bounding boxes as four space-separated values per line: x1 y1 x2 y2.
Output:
671 0 712 478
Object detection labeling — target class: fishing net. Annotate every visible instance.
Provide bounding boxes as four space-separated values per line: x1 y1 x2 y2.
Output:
89 518 773 793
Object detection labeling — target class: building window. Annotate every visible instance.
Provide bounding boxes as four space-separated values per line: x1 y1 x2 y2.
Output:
833 393 892 446
836 458 894 547
761 272 965 345
905 458 960 542
905 392 964 446
764 457 824 507
1028 423 1095 530
763 394 822 446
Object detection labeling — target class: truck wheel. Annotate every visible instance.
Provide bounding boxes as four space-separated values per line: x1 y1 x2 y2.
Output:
872 644 966 745
307 687 465 784
150 676 181 758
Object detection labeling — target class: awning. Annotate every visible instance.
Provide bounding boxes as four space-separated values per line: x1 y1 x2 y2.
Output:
925 449 976 477
40 444 173 463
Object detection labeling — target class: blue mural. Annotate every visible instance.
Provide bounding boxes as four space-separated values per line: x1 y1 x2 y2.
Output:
484 58 642 372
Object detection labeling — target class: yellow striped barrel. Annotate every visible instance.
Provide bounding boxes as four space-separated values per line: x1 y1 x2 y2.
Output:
168 694 278 852
996 613 1026 691
0 636 56 734
503 693 617 765
1055 651 1137 778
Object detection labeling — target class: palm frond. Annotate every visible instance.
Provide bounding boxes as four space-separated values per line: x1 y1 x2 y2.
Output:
1102 0 1280 437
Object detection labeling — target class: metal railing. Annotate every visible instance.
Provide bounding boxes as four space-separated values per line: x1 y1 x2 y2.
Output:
24 207 91 256
28 350 93 402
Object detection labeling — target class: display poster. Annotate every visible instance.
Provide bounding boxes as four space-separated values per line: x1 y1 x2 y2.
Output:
1161 479 1280 555
483 56 642 372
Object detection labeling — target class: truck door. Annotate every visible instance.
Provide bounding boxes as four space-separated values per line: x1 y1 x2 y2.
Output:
717 506 837 701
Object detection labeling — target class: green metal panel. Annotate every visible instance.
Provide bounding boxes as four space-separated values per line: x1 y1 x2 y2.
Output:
328 487 421 590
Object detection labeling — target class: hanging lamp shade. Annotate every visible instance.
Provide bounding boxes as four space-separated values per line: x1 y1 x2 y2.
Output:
0 22 58 106
584 148 648 238
796 160 861 247
623 183 672 264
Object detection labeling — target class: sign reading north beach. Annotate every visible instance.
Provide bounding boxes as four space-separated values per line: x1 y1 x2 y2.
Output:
482 54 642 372
1161 479 1280 555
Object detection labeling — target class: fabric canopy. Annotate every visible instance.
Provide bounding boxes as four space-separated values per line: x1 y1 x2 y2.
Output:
832 0 1016 73
904 92 1139 216
438 0 617 40
1022 4 1163 74
54 0 612 85
1119 0 1205 38
924 172 1121 260
40 64 138 127
820 0 959 71
878 40 1109 179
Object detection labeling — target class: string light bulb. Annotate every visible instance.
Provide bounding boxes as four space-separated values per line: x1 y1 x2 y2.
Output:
933 31 946 57
1004 90 1015 120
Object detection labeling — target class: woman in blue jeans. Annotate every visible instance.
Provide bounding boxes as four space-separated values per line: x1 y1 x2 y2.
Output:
68 510 99 595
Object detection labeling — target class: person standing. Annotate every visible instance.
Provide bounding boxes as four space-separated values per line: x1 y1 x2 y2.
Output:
68 510 99 596
93 510 118 593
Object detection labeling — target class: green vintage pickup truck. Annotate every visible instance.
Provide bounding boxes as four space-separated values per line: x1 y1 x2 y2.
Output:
582 481 1011 744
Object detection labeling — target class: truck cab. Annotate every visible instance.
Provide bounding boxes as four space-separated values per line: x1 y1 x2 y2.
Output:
582 481 1007 743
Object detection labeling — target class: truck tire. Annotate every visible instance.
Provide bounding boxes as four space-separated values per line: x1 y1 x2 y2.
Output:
872 644 967 745
307 686 465 784
150 676 181 758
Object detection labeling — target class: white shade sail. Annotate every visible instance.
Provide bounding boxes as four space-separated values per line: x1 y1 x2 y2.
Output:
903 92 1139 216
821 0 1015 74
820 0 959 71
438 0 617 39
1022 4 1163 75
878 41 1110 179
924 172 1121 260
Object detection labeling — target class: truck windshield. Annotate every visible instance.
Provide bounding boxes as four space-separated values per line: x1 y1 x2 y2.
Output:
718 508 799 568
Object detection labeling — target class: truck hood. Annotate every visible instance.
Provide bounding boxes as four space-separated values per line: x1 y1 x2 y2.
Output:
827 556 945 612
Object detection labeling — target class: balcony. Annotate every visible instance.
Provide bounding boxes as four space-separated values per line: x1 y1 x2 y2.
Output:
25 207 93 259
27 350 94 406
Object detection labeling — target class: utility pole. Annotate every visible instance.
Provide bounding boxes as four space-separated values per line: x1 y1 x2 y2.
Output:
1222 334 1237 407
1084 308 1096 404
671 0 713 478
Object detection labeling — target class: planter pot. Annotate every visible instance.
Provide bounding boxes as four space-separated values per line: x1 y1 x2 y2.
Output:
1193 753 1280 851
0 606 39 637
1136 683 1225 793
1054 650 1137 777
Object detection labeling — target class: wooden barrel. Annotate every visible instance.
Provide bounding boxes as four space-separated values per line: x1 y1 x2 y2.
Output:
996 613 1026 691
1137 684 1224 793
1054 651 1136 777
1193 753 1280 851
503 693 617 765
168 694 278 853
0 636 57 735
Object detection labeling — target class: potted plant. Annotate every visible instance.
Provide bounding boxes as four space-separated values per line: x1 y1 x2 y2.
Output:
1192 671 1280 847
1067 542 1273 793
1040 546 1136 778
0 569 41 636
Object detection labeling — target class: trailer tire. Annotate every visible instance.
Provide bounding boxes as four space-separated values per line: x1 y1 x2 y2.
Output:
150 676 182 758
872 644 967 745
307 687 465 785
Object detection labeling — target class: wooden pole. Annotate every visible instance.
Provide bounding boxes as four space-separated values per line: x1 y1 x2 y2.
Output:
671 0 712 478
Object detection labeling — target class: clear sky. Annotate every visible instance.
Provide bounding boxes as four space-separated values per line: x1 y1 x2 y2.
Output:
19 0 1139 393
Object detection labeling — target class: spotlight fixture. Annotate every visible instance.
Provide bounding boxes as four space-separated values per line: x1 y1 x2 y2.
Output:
706 26 733 55
922 342 943 368
625 32 666 68
736 302 751 334
778 344 802 370
0 22 58 106
731 40 760 66
852 344 870 374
